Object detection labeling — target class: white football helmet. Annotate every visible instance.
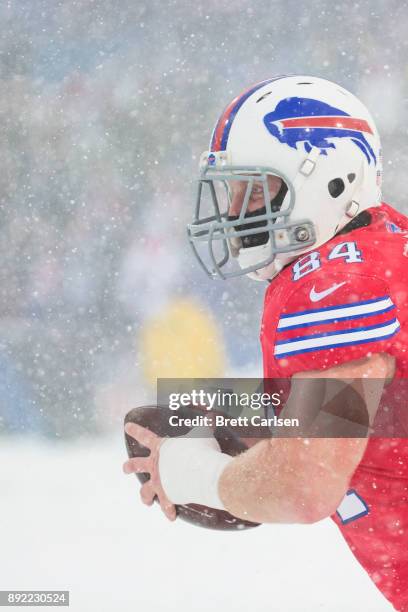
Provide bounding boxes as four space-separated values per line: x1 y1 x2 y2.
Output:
187 75 382 280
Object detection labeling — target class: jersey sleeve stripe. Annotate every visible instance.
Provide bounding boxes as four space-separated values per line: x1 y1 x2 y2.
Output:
276 317 399 345
277 304 395 331
274 318 400 358
277 296 393 330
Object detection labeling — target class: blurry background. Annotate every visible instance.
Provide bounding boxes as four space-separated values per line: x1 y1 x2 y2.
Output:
1 0 407 437
2 0 408 437
0 2 404 610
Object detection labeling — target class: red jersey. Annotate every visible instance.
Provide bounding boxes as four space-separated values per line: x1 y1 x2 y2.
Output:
261 203 408 610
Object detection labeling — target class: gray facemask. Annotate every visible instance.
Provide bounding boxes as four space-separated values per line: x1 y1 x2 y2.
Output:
187 164 316 280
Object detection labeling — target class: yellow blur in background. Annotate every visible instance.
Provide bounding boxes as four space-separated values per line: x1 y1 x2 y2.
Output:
140 298 226 384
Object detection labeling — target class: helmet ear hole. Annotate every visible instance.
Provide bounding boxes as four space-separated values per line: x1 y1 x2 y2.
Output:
328 178 345 198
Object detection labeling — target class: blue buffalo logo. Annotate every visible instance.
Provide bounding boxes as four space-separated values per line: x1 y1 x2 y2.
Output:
263 97 376 164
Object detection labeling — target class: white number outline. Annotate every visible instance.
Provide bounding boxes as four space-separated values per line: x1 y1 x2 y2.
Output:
327 241 363 264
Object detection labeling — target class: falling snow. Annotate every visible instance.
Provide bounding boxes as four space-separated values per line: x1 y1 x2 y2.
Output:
1 2 407 611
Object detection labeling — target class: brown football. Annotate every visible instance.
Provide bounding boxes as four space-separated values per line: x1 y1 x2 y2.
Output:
124 405 260 531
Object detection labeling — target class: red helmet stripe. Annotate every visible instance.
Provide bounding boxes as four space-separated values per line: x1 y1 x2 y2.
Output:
280 116 373 134
210 77 287 152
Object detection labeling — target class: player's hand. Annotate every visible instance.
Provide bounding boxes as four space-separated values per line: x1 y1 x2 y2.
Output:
123 422 177 521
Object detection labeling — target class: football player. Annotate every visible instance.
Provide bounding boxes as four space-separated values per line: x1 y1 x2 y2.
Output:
124 76 408 611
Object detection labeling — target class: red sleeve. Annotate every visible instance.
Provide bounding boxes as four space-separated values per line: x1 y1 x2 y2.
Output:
268 271 400 376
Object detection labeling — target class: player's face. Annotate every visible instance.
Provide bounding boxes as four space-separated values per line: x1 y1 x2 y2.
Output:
228 174 282 216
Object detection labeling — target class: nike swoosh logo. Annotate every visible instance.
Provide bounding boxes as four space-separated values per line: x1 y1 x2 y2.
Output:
309 282 346 302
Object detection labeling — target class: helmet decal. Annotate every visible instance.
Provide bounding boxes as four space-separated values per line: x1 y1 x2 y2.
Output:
207 153 216 166
263 97 376 164
210 76 286 152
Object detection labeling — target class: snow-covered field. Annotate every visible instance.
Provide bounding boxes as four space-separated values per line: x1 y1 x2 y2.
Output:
0 436 393 612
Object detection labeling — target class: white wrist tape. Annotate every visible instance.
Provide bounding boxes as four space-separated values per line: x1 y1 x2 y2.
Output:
158 427 233 510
